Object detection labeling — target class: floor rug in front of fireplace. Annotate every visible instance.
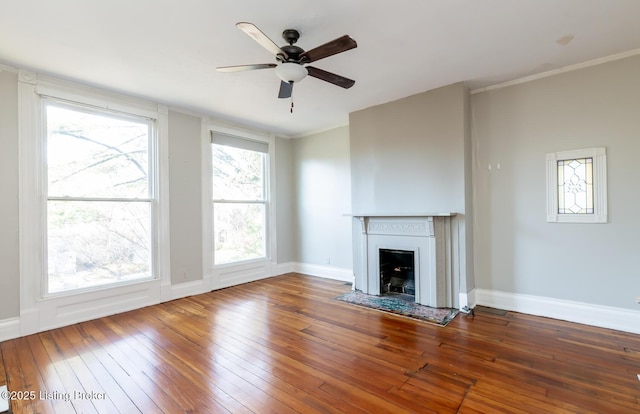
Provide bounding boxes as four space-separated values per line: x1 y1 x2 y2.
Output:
333 290 458 327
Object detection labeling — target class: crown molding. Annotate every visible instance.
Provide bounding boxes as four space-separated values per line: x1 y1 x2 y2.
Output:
0 63 18 73
470 48 640 95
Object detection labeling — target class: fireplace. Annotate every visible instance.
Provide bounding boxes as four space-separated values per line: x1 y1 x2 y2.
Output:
379 249 415 297
351 215 458 308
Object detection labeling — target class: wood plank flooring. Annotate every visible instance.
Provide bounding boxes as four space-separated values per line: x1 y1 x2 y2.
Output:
1 273 639 413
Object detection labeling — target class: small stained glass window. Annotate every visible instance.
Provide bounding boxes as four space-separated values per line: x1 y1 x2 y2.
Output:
546 147 607 223
557 158 593 214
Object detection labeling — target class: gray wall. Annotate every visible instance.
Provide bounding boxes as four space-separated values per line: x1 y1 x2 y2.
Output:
462 86 474 293
275 137 295 264
471 55 640 310
349 83 468 215
168 111 203 284
292 126 352 269
0 70 20 319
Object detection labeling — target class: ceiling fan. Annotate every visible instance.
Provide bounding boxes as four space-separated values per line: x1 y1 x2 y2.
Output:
217 22 357 104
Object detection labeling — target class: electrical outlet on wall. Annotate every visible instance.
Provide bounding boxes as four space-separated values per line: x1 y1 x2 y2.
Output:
636 296 640 304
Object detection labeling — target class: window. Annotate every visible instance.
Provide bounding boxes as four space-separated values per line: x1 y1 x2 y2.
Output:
45 100 154 293
546 147 607 223
19 70 169 333
212 133 268 264
557 158 593 214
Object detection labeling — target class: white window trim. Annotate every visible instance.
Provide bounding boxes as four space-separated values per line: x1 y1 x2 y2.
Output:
18 70 171 335
201 119 277 290
546 147 607 223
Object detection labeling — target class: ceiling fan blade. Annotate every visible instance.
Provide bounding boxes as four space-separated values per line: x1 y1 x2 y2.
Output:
307 66 355 89
300 35 357 63
278 81 293 99
216 63 277 72
236 22 288 59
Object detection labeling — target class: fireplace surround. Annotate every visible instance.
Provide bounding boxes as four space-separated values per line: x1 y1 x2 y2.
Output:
351 214 458 308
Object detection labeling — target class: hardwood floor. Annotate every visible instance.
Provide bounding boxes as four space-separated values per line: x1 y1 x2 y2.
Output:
1 273 639 413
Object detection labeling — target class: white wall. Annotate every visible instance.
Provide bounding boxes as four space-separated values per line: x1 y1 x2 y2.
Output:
292 126 352 270
471 54 640 310
0 69 20 319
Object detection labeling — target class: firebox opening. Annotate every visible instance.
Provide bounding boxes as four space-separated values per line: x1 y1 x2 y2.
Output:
379 249 415 299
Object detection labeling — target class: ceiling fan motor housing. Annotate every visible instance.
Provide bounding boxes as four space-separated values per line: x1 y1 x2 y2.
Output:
279 29 308 63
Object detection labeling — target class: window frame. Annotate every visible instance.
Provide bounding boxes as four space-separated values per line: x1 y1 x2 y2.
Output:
18 70 170 334
201 120 277 288
546 147 607 223
211 134 269 265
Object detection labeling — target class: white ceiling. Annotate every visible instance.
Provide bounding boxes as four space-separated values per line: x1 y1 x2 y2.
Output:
2 0 640 137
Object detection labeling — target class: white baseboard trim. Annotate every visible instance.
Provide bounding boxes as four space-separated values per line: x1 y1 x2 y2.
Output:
0 317 20 343
291 262 354 283
273 262 295 276
474 288 640 335
213 260 276 290
170 279 210 300
34 283 162 334
458 289 477 310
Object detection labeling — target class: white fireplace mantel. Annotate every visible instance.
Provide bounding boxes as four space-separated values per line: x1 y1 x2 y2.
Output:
351 214 459 308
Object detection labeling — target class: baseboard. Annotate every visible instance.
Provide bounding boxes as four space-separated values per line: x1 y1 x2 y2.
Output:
213 260 277 290
170 279 210 300
35 283 162 334
0 318 20 343
474 288 640 335
458 289 477 310
291 262 353 283
273 262 295 276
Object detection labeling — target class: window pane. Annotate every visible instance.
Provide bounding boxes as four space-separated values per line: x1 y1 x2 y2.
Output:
557 158 594 214
212 144 264 200
46 104 150 199
213 203 265 265
47 200 151 293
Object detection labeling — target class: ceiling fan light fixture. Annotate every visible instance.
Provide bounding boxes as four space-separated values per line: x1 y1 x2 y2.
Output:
275 62 308 83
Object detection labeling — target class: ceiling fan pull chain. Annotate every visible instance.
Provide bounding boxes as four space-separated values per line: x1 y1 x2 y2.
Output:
290 85 294 113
